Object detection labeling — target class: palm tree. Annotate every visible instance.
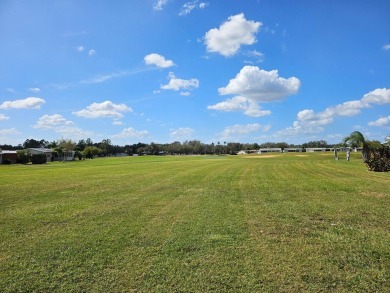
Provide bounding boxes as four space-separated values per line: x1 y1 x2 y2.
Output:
342 131 369 161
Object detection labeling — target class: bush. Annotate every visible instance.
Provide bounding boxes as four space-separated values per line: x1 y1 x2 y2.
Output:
17 150 31 164
364 146 390 172
31 154 47 164
2 159 11 165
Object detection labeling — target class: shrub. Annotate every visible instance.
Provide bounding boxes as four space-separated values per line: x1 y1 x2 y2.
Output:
31 154 47 164
2 159 11 165
17 150 31 164
364 146 390 172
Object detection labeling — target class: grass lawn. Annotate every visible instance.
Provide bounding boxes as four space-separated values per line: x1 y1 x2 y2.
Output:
1 153 389 292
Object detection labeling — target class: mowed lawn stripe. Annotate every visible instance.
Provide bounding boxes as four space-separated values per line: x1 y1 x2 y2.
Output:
0 155 389 291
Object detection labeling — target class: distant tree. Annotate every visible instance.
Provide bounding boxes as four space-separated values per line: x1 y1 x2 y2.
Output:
83 146 101 159
99 139 112 156
23 139 48 149
86 138 93 146
342 131 369 161
302 140 328 148
76 139 87 151
47 141 58 149
366 140 383 149
57 139 77 161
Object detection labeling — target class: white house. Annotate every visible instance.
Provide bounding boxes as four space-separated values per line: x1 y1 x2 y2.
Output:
27 148 55 162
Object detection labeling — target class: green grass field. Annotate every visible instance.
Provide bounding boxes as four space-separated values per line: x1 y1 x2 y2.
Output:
1 153 389 292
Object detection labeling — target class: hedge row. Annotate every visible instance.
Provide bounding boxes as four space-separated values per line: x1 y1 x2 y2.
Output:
364 146 390 172
16 151 47 164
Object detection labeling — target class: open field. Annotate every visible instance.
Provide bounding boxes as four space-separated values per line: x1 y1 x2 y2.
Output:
1 153 389 292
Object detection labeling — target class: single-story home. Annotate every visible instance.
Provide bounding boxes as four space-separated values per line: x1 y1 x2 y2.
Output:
283 148 303 153
0 149 18 164
27 148 56 162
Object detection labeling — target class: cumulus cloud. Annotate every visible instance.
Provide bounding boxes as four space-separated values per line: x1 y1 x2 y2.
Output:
281 88 390 135
219 123 271 140
88 49 96 56
0 114 10 121
112 127 149 139
368 116 390 127
204 13 261 57
161 72 199 92
32 114 92 138
169 127 194 139
361 88 390 105
179 1 208 16
207 96 271 117
73 101 133 119
144 53 175 68
33 114 74 129
0 97 45 110
208 66 300 117
154 0 169 10
219 66 300 102
77 46 85 52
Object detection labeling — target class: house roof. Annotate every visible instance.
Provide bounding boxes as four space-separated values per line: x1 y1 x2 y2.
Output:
27 148 53 153
0 150 17 154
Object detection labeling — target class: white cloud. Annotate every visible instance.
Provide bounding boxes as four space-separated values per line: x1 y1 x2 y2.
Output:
281 88 390 135
29 87 41 93
33 114 93 138
112 121 124 125
144 53 175 68
88 49 96 56
77 46 85 52
112 127 149 139
368 116 390 127
0 97 45 110
0 114 10 121
207 96 271 117
153 0 169 10
204 13 261 57
199 2 207 9
73 101 133 119
208 66 299 117
219 66 300 102
0 128 21 135
170 127 194 139
383 44 390 50
80 71 128 84
219 123 271 140
361 88 390 105
180 91 191 96
161 72 199 91
244 50 265 63
179 1 208 16
33 114 74 129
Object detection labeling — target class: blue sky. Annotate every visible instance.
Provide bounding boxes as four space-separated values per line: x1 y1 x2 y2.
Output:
1 0 390 146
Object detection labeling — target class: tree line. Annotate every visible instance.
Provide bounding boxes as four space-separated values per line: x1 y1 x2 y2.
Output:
1 137 384 157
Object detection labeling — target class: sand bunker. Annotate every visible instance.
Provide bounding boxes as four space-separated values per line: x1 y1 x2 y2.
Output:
295 155 308 157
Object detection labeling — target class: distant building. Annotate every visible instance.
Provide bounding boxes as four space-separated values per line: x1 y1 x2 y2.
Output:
27 148 55 162
283 148 303 153
0 149 18 164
